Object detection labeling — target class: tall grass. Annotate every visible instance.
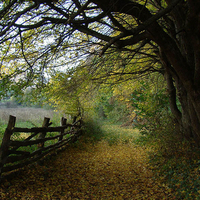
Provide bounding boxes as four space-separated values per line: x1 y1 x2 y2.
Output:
0 107 67 140
82 118 140 145
0 107 66 126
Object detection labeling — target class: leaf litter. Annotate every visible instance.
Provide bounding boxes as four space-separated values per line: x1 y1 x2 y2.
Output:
0 140 173 199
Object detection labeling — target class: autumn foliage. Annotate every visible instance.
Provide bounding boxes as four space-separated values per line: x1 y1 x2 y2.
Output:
0 125 173 200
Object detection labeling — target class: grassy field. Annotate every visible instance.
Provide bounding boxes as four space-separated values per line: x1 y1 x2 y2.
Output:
0 107 67 140
0 107 64 126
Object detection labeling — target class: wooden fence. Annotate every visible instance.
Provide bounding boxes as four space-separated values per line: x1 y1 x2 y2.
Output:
0 115 82 181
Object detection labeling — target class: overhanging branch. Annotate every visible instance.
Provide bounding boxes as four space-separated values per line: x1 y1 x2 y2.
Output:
18 28 34 79
97 0 182 55
0 3 37 37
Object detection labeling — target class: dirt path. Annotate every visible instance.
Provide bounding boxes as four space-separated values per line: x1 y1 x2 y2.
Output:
0 139 173 200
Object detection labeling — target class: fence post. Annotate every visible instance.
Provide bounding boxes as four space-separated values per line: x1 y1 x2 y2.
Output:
59 117 67 141
0 115 16 179
37 117 51 165
38 117 51 149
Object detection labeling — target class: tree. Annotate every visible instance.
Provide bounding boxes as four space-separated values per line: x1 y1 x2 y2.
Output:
0 0 200 144
46 71 83 116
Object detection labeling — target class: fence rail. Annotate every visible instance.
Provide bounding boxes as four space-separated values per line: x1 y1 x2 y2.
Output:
0 115 82 180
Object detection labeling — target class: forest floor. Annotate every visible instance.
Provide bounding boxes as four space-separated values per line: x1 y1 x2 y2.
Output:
0 124 173 200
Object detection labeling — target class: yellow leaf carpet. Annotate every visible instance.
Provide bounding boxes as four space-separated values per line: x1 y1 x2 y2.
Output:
0 141 173 199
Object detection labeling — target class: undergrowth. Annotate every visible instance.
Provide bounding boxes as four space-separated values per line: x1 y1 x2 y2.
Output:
138 127 200 200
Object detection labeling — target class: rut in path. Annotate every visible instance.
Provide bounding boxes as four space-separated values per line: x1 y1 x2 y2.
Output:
0 138 173 200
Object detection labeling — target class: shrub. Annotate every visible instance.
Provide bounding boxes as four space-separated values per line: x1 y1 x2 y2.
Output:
145 122 200 200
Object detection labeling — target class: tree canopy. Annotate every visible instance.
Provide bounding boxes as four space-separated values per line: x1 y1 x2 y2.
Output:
1 0 200 145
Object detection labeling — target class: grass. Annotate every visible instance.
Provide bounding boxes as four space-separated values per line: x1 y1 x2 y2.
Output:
0 107 65 126
0 107 69 160
82 119 140 146
0 107 67 139
101 123 140 145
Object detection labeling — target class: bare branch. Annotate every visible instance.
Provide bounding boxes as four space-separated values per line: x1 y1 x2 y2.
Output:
0 0 18 18
18 27 33 73
69 0 91 24
0 3 37 37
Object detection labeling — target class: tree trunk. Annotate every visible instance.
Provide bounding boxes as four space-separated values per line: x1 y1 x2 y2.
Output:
161 49 200 145
174 76 200 145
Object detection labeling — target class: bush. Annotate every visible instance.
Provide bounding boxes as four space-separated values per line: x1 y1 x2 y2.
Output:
145 122 200 200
